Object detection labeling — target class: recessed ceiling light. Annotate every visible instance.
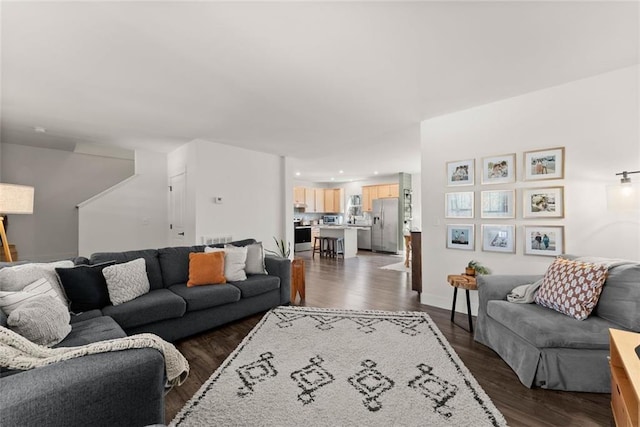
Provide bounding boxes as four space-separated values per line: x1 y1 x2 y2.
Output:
330 177 335 181
34 126 47 133
295 172 301 176
339 170 344 174
374 171 379 175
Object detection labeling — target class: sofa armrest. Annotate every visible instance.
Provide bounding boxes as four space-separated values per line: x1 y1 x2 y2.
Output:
474 274 543 345
0 348 165 427
265 255 291 305
477 274 543 303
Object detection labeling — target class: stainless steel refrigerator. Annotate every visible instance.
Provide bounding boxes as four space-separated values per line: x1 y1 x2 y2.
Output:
371 198 399 253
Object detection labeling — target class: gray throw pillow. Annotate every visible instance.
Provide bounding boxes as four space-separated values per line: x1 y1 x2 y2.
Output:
7 294 71 347
102 258 151 305
230 242 267 275
0 260 74 304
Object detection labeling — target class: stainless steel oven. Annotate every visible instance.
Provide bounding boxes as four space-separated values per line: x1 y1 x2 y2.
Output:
294 226 312 251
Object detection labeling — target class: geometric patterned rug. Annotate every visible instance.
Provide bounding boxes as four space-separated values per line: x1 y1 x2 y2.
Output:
170 306 507 427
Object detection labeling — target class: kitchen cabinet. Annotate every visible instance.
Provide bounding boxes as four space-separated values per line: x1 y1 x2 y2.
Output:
333 188 344 213
362 186 378 212
305 188 316 212
293 187 306 205
323 188 343 213
362 183 399 211
324 190 335 213
378 184 399 198
314 189 325 213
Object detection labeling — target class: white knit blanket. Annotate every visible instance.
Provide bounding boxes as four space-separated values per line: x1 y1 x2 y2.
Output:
0 326 189 387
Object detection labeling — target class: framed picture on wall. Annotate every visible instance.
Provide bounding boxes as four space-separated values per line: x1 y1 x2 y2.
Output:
481 190 515 219
523 147 565 181
446 159 475 186
481 153 516 184
482 224 515 253
522 187 564 218
445 192 474 218
524 225 564 256
446 224 475 250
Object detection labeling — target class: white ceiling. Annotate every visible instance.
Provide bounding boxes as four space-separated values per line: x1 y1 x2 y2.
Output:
1 1 638 182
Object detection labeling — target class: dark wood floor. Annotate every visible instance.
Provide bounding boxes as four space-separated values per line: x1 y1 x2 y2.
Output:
166 250 612 426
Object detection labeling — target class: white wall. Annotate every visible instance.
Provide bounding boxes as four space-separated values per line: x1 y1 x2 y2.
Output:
411 172 421 231
0 143 134 261
167 139 286 252
78 150 168 256
420 65 640 314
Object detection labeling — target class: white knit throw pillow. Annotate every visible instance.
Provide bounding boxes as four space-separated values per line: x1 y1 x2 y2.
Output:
102 258 150 306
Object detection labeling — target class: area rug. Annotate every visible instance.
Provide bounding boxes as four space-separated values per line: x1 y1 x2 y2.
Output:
380 261 411 273
171 306 507 427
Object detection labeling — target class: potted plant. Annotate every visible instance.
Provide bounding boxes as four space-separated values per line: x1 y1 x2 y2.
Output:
466 260 490 276
265 237 291 259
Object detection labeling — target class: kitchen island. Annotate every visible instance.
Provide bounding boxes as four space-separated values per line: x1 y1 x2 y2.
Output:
318 226 358 259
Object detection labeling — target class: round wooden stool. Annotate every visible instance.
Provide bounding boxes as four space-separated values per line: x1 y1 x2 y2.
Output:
447 274 477 333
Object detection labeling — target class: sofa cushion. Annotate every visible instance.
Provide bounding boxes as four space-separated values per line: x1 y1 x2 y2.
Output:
90 249 163 290
534 258 608 320
102 289 186 329
230 275 280 298
158 246 205 288
103 258 151 305
487 300 619 350
56 315 126 347
188 252 226 286
169 283 241 312
56 261 115 312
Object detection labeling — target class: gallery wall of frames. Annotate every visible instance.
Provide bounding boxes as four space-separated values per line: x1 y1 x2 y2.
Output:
444 147 565 256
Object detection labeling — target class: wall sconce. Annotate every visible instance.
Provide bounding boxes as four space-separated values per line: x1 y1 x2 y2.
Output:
606 170 639 212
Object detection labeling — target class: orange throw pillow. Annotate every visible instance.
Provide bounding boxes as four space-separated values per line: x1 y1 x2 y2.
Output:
187 252 226 287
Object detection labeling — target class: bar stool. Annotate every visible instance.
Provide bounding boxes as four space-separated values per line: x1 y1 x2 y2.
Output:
312 236 324 259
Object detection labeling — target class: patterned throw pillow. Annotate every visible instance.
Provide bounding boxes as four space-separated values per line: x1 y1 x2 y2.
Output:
534 258 608 320
102 258 151 306
0 278 66 315
0 260 74 305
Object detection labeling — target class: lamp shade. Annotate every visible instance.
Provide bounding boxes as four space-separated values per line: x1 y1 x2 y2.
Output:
0 183 35 214
607 182 640 212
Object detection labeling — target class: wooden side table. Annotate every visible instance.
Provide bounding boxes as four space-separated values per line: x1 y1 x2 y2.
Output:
609 328 640 427
291 258 306 303
447 274 477 333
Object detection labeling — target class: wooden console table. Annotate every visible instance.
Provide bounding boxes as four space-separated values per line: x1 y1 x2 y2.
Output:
609 328 640 427
410 231 421 295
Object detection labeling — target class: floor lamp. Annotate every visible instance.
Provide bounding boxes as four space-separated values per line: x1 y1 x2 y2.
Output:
0 183 35 262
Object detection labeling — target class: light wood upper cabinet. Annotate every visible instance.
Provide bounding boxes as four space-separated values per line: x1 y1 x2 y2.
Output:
324 190 335 213
305 188 316 212
315 189 325 213
377 184 399 198
333 188 344 213
293 187 306 204
362 183 398 211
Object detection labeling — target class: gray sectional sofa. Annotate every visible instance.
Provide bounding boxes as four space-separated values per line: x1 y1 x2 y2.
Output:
474 257 640 393
0 239 291 427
